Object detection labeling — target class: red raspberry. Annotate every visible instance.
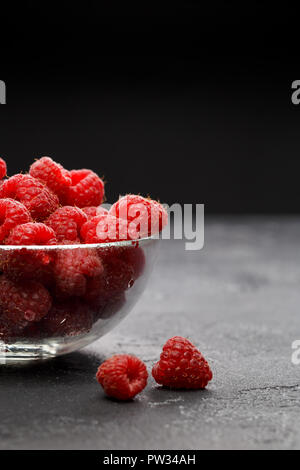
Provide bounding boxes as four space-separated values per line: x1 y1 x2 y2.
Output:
41 300 93 337
110 195 168 238
62 169 105 208
5 222 57 246
152 336 213 389
103 255 135 294
29 156 72 201
0 198 32 243
96 354 148 400
4 223 57 278
1 248 54 284
117 246 145 280
84 251 135 316
95 245 145 281
0 174 59 221
81 214 136 243
53 247 103 298
0 158 7 179
83 275 105 305
0 275 52 325
84 255 134 305
46 206 87 242
82 206 108 220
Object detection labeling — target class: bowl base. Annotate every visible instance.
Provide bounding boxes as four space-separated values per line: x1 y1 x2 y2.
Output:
0 335 92 364
0 341 66 363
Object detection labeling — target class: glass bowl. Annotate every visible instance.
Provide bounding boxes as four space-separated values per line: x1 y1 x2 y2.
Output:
0 237 160 362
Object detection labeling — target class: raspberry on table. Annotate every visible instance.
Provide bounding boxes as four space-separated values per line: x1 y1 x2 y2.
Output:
152 336 213 389
41 299 94 337
96 354 148 400
62 169 104 208
82 206 108 220
0 174 59 221
81 214 136 243
0 198 32 243
53 247 103 298
0 158 7 179
5 222 57 246
46 206 87 242
29 156 72 201
0 275 52 325
110 194 168 238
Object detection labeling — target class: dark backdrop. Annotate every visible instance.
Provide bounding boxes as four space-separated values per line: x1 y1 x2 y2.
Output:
0 1 299 213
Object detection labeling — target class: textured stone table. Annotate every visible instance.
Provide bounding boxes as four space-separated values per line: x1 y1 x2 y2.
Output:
1 217 300 450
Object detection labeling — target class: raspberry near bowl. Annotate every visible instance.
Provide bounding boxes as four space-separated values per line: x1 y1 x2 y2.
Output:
0 238 159 361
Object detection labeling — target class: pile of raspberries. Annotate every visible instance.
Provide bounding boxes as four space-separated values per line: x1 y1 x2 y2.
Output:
0 156 167 342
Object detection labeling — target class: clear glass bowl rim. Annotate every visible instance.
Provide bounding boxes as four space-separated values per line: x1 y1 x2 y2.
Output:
0 235 159 251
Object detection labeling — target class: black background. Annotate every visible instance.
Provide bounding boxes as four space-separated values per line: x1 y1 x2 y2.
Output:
0 1 299 212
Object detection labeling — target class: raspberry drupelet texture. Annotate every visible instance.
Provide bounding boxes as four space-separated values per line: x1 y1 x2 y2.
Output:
63 169 105 208
102 255 135 295
117 246 146 280
0 158 7 179
0 198 32 243
46 206 87 242
110 194 168 238
82 206 108 220
0 248 54 284
5 222 57 246
96 354 148 400
84 252 134 308
152 336 213 389
0 275 52 324
2 224 57 283
53 247 104 298
29 156 72 201
0 174 59 221
81 214 136 243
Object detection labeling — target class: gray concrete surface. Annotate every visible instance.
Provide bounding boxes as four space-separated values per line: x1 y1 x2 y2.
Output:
0 217 300 450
